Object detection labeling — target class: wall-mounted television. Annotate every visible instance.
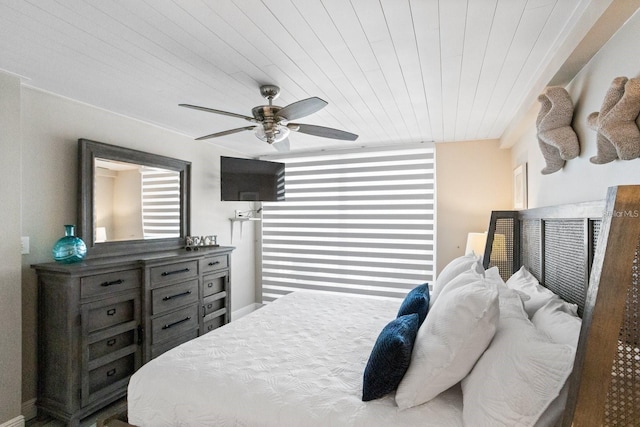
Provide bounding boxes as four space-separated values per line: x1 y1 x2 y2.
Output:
220 156 285 202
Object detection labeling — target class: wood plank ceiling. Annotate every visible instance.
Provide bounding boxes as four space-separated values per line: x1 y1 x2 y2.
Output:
0 0 605 155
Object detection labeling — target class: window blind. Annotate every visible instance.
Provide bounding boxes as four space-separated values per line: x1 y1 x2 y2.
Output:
260 143 436 303
140 167 181 239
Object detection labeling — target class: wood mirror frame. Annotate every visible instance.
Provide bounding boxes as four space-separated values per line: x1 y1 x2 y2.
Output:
78 138 191 258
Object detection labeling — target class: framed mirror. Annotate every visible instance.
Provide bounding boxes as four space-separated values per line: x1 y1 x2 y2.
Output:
78 138 191 257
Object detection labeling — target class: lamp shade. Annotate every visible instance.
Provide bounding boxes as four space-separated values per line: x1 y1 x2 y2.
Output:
465 232 487 257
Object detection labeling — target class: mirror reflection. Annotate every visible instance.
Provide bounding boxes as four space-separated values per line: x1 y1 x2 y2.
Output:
95 158 181 242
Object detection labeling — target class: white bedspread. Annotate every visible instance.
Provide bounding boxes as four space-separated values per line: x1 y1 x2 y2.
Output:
128 291 463 426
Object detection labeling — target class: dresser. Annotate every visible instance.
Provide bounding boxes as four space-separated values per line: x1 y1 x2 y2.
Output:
32 246 233 426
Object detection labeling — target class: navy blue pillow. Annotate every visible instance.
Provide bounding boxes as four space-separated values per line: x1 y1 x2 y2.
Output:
362 313 420 401
397 283 430 326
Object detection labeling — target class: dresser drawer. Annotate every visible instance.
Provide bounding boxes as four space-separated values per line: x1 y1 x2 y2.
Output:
203 314 225 334
149 260 198 286
81 269 141 299
200 255 228 274
151 279 199 315
202 271 227 297
152 304 198 344
88 329 135 362
87 353 135 399
202 292 226 318
85 297 136 334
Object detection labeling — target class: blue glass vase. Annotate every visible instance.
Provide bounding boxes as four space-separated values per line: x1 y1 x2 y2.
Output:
52 225 87 263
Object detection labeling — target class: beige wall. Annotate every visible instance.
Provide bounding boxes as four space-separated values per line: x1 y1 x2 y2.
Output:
435 139 512 274
0 73 23 424
507 8 640 207
19 86 259 409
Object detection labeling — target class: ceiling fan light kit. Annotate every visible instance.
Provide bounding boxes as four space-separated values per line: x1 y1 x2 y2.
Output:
255 123 290 143
180 85 358 151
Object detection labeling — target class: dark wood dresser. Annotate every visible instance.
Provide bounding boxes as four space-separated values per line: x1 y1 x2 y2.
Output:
32 246 233 426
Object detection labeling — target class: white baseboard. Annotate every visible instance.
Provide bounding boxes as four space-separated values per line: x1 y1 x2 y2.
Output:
21 399 37 422
232 303 263 321
0 415 24 427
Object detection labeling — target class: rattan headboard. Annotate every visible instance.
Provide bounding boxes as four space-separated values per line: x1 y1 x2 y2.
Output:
483 200 604 316
482 186 640 426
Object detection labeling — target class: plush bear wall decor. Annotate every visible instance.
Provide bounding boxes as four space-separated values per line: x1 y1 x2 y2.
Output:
536 86 580 174
589 76 640 164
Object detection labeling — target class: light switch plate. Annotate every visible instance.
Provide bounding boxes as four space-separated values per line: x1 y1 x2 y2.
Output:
21 236 29 254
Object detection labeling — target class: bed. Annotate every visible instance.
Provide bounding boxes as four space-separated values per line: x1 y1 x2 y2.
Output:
127 185 640 426
127 291 464 426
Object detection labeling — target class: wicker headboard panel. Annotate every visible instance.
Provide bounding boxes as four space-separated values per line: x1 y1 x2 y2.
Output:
482 186 640 426
483 203 603 317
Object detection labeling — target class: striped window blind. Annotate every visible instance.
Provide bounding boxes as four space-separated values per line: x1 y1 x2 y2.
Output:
140 167 181 239
260 143 435 303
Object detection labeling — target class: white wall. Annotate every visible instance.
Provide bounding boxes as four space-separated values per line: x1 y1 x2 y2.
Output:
435 139 512 273
0 72 23 425
508 9 640 207
19 87 258 409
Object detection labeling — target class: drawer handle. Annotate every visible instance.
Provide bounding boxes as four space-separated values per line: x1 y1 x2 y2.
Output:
106 308 116 316
162 316 191 330
207 324 214 331
162 290 192 301
207 303 213 309
208 261 220 266
106 368 116 377
100 279 124 287
161 268 190 277
106 338 117 347
207 282 214 288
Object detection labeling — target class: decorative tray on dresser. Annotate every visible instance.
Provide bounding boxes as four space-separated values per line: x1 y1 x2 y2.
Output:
32 246 234 426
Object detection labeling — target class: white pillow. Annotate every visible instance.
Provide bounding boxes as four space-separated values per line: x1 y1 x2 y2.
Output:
506 266 564 318
429 261 484 308
431 253 480 302
487 270 572 427
484 266 532 305
395 274 499 410
462 293 575 427
532 299 581 348
534 383 570 427
483 265 502 284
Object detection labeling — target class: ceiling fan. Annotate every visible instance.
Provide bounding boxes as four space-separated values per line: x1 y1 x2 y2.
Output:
179 85 358 151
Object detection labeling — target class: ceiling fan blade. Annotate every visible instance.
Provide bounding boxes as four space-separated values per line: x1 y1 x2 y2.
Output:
195 126 257 141
272 138 291 152
179 104 256 122
276 97 328 121
289 123 358 141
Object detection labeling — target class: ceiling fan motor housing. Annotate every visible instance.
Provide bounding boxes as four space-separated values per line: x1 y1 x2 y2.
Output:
251 105 282 122
251 105 288 144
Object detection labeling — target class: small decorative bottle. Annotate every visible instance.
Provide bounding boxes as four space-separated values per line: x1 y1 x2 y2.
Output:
52 225 87 263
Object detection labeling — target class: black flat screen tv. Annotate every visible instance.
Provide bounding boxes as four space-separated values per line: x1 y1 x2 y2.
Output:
220 156 285 201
